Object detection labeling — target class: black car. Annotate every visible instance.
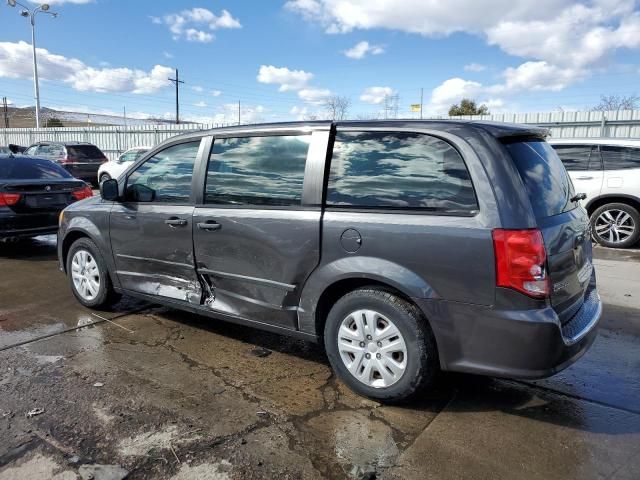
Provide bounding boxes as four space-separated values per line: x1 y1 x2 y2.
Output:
24 142 108 185
1 155 92 239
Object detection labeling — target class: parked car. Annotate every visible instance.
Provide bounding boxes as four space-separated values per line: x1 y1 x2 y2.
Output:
58 121 601 402
97 146 151 184
550 139 640 248
0 145 27 155
1 155 92 240
24 142 108 185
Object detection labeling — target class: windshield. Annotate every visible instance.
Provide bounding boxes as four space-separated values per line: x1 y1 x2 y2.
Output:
503 139 576 219
0 158 73 179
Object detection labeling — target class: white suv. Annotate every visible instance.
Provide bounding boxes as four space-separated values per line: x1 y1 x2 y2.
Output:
97 146 151 184
550 139 640 248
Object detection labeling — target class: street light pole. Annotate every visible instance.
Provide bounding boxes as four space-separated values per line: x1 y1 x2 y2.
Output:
6 1 58 129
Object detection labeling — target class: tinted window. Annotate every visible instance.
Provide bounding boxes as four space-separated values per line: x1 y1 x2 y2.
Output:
126 141 199 203
601 146 640 170
504 139 575 218
553 145 599 171
205 135 310 206
326 131 477 212
0 158 72 179
67 145 104 159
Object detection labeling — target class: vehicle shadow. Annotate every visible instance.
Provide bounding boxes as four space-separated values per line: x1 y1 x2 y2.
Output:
153 306 640 436
0 236 58 262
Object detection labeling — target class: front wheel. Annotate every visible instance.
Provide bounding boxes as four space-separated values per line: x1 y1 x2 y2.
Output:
99 173 111 184
591 203 640 248
67 238 119 308
324 288 439 402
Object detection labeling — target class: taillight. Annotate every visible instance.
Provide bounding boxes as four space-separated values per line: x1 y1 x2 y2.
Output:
101 156 109 164
59 156 75 165
72 186 93 201
0 192 21 206
492 229 549 299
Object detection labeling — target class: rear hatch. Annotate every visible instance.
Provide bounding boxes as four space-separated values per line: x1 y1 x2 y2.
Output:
503 139 593 323
65 145 107 177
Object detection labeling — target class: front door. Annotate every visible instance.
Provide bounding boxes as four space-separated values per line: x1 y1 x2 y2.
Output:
110 140 203 303
192 131 327 328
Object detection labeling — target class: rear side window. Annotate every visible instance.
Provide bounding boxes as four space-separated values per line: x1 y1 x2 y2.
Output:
205 135 310 207
504 139 575 219
553 145 600 171
67 145 104 159
0 158 72 179
601 146 640 170
326 131 478 213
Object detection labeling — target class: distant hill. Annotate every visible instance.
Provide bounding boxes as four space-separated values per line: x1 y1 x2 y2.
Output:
2 106 177 128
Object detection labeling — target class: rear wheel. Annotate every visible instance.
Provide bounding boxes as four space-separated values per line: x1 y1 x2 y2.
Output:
591 203 640 248
67 238 119 308
324 288 439 402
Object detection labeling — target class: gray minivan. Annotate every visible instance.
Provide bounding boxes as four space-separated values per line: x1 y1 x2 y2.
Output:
57 120 602 402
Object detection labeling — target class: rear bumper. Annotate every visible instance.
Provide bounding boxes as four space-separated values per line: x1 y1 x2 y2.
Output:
0 212 59 238
63 164 100 182
416 284 602 379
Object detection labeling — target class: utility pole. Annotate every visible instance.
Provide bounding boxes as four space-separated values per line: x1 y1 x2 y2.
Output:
168 69 184 124
238 100 241 125
420 87 424 120
2 97 9 128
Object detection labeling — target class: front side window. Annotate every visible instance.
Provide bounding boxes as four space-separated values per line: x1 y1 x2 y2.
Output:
205 135 311 206
326 131 478 213
125 141 200 203
553 145 598 171
601 146 640 170
25 146 38 156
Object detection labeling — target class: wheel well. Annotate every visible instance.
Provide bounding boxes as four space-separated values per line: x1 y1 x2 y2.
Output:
314 278 421 339
61 231 90 272
587 196 640 217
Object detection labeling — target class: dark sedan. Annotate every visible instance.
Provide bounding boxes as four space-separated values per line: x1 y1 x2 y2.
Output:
1 155 92 239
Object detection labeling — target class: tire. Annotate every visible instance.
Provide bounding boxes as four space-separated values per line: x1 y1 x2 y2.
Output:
66 237 119 309
99 173 111 184
591 203 640 249
324 287 439 402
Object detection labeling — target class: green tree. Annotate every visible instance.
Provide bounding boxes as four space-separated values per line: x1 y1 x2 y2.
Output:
448 98 490 116
45 117 64 127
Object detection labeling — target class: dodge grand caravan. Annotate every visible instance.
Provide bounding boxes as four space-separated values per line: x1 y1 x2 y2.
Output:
58 121 602 402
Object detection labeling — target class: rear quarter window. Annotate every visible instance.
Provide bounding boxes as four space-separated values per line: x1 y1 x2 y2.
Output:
601 145 640 170
504 139 575 219
326 131 478 214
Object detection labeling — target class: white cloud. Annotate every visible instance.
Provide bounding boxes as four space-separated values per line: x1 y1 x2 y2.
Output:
298 88 331 104
194 101 208 108
211 90 222 97
360 86 394 104
287 0 640 97
154 7 241 43
0 41 173 94
192 85 204 93
257 65 314 91
464 63 486 72
343 41 385 59
162 51 174 59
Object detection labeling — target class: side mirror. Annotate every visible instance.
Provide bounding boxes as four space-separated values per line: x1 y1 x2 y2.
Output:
100 179 119 201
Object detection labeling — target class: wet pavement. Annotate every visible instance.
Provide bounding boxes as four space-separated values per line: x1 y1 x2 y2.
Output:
1 236 639 480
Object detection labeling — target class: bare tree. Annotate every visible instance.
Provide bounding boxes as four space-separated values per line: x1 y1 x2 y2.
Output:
323 95 351 120
591 94 639 112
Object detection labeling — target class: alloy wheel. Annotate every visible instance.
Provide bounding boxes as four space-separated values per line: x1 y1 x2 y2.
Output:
594 209 636 245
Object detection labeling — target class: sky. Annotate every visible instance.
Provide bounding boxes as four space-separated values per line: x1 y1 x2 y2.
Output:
0 0 639 125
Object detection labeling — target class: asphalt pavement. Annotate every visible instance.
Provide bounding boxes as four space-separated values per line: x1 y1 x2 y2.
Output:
0 237 639 480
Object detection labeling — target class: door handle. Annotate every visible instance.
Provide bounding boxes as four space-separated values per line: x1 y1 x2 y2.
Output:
197 221 221 231
575 176 593 180
165 218 188 227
